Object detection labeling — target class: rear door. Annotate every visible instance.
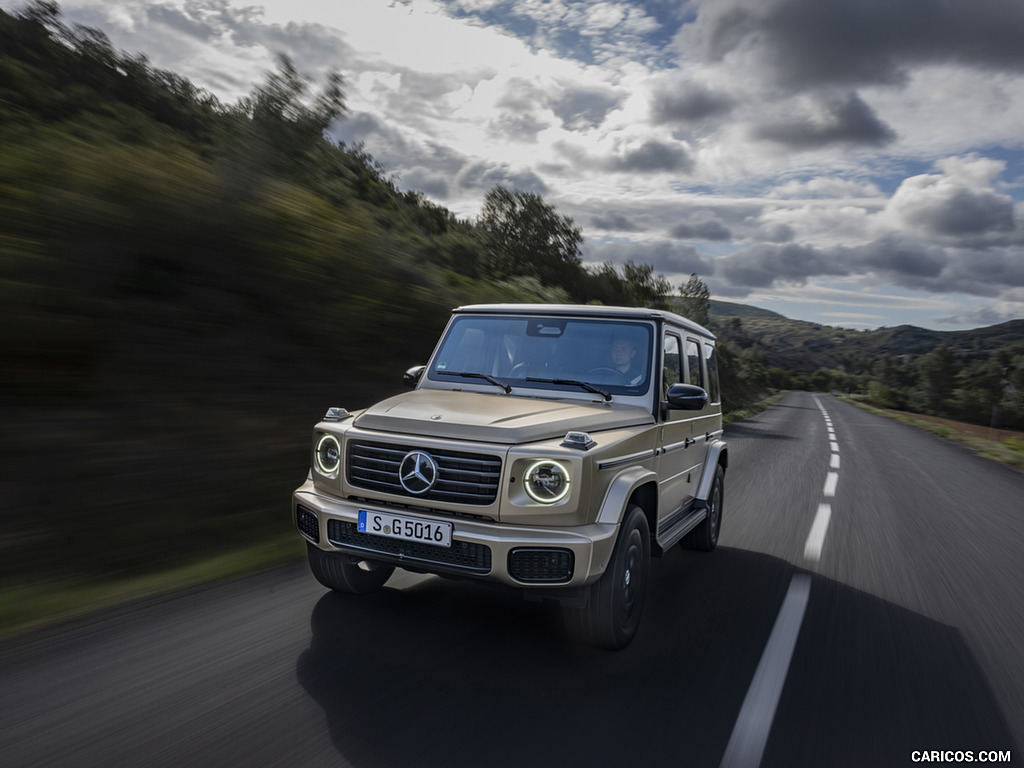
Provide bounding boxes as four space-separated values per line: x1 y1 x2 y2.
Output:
684 336 718 473
656 331 700 524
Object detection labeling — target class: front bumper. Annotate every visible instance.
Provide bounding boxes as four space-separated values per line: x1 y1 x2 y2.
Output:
292 479 618 588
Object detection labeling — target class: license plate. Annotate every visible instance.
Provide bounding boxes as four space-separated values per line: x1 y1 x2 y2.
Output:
357 510 452 548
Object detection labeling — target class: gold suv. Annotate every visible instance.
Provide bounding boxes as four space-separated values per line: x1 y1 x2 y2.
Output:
293 304 727 649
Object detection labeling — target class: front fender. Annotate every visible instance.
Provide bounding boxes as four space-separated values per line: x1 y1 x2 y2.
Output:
596 465 659 525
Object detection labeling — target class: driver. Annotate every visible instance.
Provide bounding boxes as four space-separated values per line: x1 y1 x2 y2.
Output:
610 338 644 385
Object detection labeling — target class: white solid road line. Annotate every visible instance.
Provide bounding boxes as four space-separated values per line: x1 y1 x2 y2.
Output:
804 503 832 562
720 574 813 768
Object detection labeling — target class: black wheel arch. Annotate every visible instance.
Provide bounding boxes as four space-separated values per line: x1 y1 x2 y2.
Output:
627 481 658 542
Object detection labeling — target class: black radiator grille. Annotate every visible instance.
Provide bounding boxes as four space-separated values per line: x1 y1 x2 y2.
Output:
347 441 502 505
327 520 491 574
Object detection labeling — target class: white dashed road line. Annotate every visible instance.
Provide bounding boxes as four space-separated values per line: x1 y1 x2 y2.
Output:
823 471 839 497
810 396 839 561
721 396 841 767
804 503 833 562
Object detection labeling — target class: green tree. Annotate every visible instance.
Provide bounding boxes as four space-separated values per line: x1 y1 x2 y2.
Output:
622 260 672 309
920 344 957 415
1005 354 1024 429
678 273 711 326
234 53 346 176
477 186 583 288
580 262 628 305
959 357 1007 426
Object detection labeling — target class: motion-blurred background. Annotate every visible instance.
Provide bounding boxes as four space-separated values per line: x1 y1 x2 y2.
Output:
0 5 727 633
3 4 1023 636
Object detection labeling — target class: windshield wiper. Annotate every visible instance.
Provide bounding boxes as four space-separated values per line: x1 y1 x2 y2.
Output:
444 371 512 394
526 377 612 402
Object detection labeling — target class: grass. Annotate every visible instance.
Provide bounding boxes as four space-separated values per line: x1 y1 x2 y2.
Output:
839 397 1024 471
724 391 787 424
0 534 307 641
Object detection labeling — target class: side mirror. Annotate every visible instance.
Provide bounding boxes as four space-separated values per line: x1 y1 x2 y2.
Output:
665 383 708 411
403 365 426 388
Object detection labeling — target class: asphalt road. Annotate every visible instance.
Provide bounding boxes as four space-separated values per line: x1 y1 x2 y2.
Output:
2 391 1022 767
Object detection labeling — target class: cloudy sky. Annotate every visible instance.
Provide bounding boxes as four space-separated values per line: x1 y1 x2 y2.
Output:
36 0 1024 330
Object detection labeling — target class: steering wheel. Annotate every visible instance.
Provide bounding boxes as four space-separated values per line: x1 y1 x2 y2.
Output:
588 367 628 384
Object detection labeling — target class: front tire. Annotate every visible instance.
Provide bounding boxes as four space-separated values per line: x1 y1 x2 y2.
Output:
564 505 650 650
306 543 395 594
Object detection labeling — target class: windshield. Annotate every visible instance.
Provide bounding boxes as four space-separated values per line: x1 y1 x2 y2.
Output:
427 315 654 397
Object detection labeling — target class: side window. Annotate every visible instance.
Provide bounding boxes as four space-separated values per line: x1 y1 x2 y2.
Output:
703 342 721 404
685 338 702 387
663 334 682 395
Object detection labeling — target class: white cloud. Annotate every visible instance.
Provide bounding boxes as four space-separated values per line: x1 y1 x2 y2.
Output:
747 283 955 310
47 0 1024 330
768 177 884 199
935 155 1008 190
867 66 1024 158
758 203 876 246
881 155 1017 240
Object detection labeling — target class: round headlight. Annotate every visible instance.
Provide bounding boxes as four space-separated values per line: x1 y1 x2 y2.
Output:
314 433 341 475
524 460 571 504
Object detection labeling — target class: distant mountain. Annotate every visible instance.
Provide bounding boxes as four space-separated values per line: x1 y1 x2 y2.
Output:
709 299 786 319
706 303 1024 374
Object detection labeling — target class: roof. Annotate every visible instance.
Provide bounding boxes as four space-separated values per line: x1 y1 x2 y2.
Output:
453 303 715 339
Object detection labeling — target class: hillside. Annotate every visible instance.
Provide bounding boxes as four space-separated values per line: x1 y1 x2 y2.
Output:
709 299 786 319
0 6 596 584
706 300 1024 431
709 302 1024 373
0 6 764 585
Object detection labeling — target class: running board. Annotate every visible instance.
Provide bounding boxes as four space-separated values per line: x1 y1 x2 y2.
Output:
653 504 707 556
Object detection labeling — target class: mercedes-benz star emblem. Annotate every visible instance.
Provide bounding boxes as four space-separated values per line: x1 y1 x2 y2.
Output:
399 450 439 494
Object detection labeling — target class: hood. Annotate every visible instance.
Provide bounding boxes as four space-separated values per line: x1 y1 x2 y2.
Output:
353 389 654 444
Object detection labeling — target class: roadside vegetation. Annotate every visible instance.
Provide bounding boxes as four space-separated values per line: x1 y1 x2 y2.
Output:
722 392 787 424
705 303 1024 432
2 4 1021 636
0 4 754 635
840 398 1024 472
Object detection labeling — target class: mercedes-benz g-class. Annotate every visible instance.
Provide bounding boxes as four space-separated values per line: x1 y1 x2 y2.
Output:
293 304 726 648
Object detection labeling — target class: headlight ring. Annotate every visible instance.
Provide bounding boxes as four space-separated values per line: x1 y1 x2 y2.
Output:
315 433 341 475
524 460 571 504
